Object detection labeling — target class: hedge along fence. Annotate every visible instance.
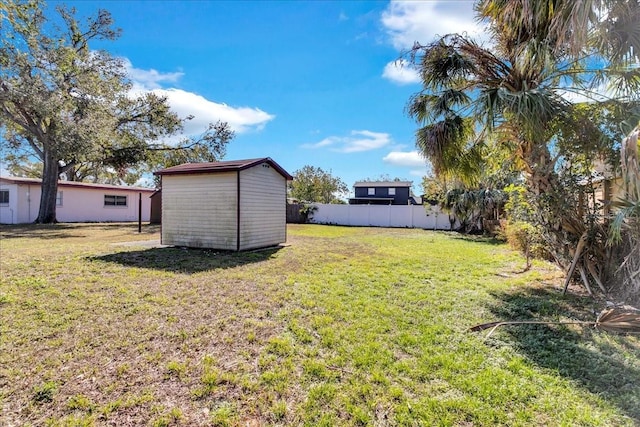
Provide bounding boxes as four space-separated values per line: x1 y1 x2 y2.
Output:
308 203 453 230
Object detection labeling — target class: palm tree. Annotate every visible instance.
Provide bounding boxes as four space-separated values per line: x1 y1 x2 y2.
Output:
407 0 640 277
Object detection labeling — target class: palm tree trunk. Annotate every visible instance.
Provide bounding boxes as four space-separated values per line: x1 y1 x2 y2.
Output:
521 140 577 268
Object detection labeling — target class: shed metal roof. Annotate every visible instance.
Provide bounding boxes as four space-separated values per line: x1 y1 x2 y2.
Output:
154 158 293 180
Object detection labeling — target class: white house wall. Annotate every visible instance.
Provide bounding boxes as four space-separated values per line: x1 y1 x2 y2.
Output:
0 181 152 224
239 164 287 250
309 204 452 230
57 186 151 223
0 182 19 224
161 173 237 249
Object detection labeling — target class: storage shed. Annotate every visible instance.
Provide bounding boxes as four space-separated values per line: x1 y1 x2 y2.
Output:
154 158 293 251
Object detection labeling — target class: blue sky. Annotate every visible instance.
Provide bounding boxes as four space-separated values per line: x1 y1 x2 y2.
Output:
54 0 481 194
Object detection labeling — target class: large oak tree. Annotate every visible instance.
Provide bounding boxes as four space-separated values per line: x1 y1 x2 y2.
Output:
1 1 233 223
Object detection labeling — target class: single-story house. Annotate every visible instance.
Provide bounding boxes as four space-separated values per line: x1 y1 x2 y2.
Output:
0 176 154 224
154 157 293 251
349 181 414 205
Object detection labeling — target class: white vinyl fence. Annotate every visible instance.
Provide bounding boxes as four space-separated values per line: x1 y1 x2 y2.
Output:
309 204 453 230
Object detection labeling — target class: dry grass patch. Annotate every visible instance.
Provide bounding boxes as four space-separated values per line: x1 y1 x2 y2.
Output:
1 223 639 426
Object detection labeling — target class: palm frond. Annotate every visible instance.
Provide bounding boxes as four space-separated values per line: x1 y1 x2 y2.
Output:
406 90 471 125
596 306 640 333
416 35 477 91
415 115 475 177
488 87 568 138
595 0 640 64
470 306 640 339
606 67 640 101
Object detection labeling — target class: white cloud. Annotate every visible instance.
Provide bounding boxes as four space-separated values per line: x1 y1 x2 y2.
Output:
302 130 391 153
383 150 431 177
121 58 183 90
382 59 421 85
151 88 274 134
381 1 482 51
383 150 426 167
303 136 339 149
121 58 274 136
558 83 615 104
409 168 429 177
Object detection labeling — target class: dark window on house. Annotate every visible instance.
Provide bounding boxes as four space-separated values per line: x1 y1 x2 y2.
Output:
56 191 63 206
104 195 127 207
0 190 8 205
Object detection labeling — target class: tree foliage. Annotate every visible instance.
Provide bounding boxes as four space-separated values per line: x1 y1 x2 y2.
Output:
288 165 348 204
0 1 233 222
609 124 640 304
439 187 506 233
407 0 640 277
359 174 409 183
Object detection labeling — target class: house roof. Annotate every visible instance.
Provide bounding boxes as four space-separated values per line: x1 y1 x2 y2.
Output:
353 181 412 188
0 176 155 193
154 157 293 180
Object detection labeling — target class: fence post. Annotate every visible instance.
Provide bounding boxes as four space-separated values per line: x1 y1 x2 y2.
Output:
138 192 142 233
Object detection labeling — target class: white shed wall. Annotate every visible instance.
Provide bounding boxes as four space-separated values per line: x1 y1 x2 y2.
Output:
239 163 287 250
0 181 152 224
161 173 237 249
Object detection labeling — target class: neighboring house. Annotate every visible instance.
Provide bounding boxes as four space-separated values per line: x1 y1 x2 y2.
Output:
0 176 154 224
349 181 415 205
581 173 625 217
154 158 293 251
577 157 626 217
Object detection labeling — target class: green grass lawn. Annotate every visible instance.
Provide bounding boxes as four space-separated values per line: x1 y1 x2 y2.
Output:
1 223 639 426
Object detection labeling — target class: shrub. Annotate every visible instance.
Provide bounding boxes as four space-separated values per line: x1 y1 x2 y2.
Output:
502 221 547 270
299 203 317 223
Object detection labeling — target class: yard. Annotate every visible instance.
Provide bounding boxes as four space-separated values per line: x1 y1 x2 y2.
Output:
1 223 639 426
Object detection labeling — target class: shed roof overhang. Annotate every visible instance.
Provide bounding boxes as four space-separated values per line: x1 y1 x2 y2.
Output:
154 157 293 180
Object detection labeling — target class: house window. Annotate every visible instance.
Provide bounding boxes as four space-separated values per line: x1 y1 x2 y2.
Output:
368 188 375 195
388 188 396 196
104 195 127 207
56 191 63 206
0 190 8 205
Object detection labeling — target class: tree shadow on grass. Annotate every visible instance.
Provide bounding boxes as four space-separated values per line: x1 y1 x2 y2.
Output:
449 232 504 246
484 286 640 422
88 245 284 274
0 223 160 239
86 222 161 234
0 224 87 239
